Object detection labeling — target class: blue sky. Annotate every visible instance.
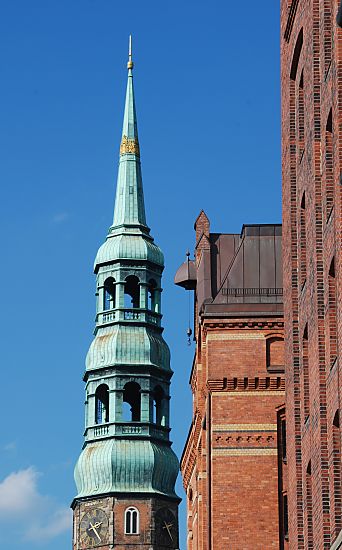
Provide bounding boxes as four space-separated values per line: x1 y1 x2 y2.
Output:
0 1 280 548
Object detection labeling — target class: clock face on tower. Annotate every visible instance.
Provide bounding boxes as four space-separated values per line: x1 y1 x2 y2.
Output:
155 507 177 547
80 508 109 548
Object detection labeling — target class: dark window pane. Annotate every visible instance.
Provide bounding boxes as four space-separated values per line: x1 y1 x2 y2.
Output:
125 510 131 534
283 494 288 537
132 510 137 533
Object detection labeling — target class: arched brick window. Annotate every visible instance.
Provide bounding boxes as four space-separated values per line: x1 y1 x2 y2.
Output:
266 336 284 372
302 325 309 421
125 507 139 534
328 258 337 367
332 411 341 539
306 461 313 549
300 193 307 288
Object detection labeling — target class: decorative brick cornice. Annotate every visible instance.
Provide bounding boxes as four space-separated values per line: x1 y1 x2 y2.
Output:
213 433 276 448
207 376 285 392
203 319 284 333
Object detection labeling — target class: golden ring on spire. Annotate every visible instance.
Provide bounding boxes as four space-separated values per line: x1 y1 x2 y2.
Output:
120 135 140 156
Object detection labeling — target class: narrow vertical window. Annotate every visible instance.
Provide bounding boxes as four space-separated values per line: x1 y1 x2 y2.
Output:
95 384 109 424
332 411 341 539
328 258 337 367
325 110 333 220
306 462 313 549
125 507 139 535
281 417 287 461
300 193 307 288
303 325 310 420
298 71 304 159
277 407 287 546
283 493 289 539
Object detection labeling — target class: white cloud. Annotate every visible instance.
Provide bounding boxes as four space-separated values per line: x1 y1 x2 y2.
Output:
0 467 42 514
0 468 71 542
26 507 72 541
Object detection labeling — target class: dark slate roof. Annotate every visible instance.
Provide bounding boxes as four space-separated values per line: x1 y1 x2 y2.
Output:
176 223 283 318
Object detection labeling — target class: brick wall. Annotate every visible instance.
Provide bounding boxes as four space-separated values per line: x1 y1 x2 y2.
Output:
181 319 285 549
281 1 342 548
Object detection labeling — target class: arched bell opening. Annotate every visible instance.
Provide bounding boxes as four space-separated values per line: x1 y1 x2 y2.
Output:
148 279 159 313
122 381 141 421
153 385 166 426
103 277 116 310
95 384 109 424
124 276 140 309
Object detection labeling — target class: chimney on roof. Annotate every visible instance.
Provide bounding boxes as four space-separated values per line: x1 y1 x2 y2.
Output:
194 210 210 245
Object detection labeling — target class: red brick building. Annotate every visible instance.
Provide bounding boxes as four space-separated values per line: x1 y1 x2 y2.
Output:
175 213 285 549
281 1 342 549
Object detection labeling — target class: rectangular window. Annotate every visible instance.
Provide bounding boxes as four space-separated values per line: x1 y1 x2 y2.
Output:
298 71 304 159
333 413 341 538
328 260 337 367
306 464 313 549
281 419 287 461
299 194 307 288
325 110 333 220
303 328 309 420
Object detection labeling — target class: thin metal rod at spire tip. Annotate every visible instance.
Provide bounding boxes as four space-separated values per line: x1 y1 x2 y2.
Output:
127 35 134 70
129 35 132 60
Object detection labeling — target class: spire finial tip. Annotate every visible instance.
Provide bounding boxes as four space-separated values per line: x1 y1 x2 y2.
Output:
127 35 134 70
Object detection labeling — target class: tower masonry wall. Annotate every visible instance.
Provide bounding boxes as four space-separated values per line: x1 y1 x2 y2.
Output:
73 496 179 549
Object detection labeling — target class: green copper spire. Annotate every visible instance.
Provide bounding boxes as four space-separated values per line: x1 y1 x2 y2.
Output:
73 40 180 521
112 35 147 231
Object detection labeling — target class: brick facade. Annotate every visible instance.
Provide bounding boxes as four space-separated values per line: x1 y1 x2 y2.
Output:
176 217 285 549
281 1 342 548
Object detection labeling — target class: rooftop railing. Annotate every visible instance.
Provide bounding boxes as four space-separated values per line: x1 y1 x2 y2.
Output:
96 308 161 326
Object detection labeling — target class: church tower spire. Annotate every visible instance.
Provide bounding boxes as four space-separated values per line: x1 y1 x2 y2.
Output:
112 36 147 231
72 39 180 550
